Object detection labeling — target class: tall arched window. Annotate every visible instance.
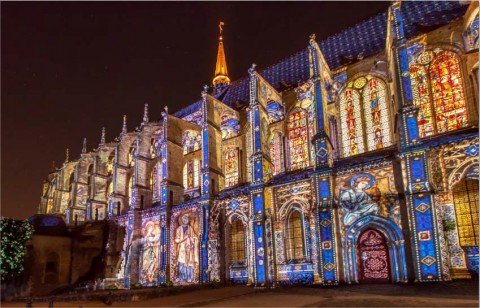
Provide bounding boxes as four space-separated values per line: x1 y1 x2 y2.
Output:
68 172 75 191
409 50 468 137
229 219 246 264
224 148 239 188
288 108 310 171
453 179 479 246
285 210 305 261
128 147 136 167
339 76 392 157
106 155 114 176
183 160 200 189
410 65 434 137
363 78 391 150
269 131 284 175
339 89 363 156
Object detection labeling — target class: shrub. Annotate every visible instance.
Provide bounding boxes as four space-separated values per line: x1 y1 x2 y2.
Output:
106 284 118 290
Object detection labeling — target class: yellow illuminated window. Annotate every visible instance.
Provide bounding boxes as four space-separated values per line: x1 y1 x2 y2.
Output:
453 180 479 246
230 220 246 264
286 210 305 261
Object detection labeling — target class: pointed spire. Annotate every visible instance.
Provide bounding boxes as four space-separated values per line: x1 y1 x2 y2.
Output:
213 21 230 87
100 127 106 146
143 104 149 124
82 138 87 154
65 147 69 163
121 115 127 135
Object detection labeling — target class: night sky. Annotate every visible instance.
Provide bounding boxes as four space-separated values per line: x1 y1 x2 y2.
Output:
2 1 390 219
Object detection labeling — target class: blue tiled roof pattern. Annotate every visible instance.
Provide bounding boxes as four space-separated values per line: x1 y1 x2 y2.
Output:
174 100 202 118
174 1 467 116
400 1 468 39
319 11 388 70
222 49 310 107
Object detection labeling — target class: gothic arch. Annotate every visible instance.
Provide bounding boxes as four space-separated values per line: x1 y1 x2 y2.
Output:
448 157 479 190
277 198 310 222
344 215 407 284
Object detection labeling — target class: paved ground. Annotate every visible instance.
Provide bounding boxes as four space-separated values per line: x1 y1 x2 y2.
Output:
2 280 478 307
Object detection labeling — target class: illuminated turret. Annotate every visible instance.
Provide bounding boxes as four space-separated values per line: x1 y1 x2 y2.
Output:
212 21 230 88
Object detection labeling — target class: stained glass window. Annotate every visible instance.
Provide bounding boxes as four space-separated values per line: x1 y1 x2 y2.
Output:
269 131 284 175
339 76 393 157
182 131 201 155
430 52 468 133
224 148 239 188
183 160 200 189
288 108 310 171
410 65 434 138
339 89 364 156
453 180 479 246
363 78 391 151
286 210 305 261
229 219 246 264
409 50 468 137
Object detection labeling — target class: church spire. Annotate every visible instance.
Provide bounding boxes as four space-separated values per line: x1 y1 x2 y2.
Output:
65 147 69 163
100 127 106 146
82 138 87 154
121 115 127 136
212 21 230 88
142 103 149 124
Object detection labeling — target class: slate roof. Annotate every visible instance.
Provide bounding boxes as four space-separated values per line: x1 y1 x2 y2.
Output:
174 1 468 117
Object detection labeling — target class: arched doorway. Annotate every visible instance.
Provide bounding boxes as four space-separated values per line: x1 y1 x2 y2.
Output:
452 179 479 276
357 229 391 284
452 179 479 247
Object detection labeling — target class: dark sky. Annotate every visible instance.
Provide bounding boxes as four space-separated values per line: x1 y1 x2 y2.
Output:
2 1 390 219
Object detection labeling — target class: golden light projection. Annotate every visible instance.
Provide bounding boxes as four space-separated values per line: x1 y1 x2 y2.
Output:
453 180 479 247
229 219 246 264
286 210 305 261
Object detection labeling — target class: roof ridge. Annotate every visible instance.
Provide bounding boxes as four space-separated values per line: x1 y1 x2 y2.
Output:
320 9 388 43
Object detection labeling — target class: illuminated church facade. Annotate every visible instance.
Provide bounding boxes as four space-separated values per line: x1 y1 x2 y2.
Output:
39 1 479 287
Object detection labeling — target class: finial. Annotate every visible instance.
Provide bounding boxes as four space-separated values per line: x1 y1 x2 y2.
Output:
248 63 257 75
100 127 106 145
202 85 209 98
219 21 224 36
122 115 127 135
65 147 69 163
51 160 56 171
309 33 316 43
164 106 168 114
143 104 149 124
82 138 87 154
